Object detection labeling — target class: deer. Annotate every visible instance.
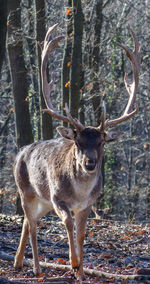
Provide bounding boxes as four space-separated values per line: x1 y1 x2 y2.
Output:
13 24 140 281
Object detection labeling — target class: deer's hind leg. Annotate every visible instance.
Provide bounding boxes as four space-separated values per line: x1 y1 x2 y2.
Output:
14 190 45 275
14 215 29 269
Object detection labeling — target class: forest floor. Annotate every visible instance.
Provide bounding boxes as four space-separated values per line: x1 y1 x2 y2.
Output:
0 214 150 284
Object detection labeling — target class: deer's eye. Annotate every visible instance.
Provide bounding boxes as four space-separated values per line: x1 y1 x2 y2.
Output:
75 140 83 150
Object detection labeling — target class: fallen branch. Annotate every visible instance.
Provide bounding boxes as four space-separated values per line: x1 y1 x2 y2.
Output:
0 277 74 284
1 252 150 281
13 277 74 283
0 251 14 261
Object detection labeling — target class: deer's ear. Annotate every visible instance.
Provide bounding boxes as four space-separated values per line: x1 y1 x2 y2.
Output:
56 126 75 140
104 131 119 142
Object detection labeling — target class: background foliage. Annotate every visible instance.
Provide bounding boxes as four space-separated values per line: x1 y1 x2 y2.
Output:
0 0 149 221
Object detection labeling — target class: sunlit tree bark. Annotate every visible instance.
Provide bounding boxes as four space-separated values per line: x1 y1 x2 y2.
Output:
70 0 84 118
7 0 33 149
35 0 53 139
61 0 72 127
7 0 34 214
90 0 103 126
0 0 7 75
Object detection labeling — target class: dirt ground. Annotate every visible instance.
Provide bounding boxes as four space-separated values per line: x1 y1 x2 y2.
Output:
0 214 150 283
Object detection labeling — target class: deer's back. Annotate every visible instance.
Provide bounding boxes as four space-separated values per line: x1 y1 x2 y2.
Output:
14 138 73 193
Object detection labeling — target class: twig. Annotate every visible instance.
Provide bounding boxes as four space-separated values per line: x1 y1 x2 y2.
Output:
0 109 13 136
12 277 75 283
129 236 145 245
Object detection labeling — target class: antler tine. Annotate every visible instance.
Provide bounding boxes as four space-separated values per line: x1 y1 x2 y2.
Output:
65 103 84 130
103 29 141 129
45 23 58 43
118 30 141 113
41 24 84 130
131 28 140 55
99 100 106 131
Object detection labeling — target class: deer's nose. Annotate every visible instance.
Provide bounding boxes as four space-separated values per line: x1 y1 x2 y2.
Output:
85 158 97 172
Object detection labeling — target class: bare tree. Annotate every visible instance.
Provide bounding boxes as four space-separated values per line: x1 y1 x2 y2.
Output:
61 0 72 126
35 0 53 139
7 0 33 148
7 0 34 214
0 0 8 75
70 0 84 118
90 0 103 125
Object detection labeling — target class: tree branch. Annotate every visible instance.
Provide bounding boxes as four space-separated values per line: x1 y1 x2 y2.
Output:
0 251 149 281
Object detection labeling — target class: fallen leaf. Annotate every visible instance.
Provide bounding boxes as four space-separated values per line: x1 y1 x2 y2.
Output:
57 258 66 265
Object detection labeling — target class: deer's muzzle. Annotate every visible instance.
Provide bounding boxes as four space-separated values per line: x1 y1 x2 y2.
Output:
84 158 97 172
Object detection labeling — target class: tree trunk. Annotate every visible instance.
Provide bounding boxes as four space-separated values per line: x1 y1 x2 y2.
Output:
34 0 53 140
0 111 12 213
7 0 33 149
7 0 34 215
70 0 84 118
89 1 104 209
90 0 103 126
26 0 40 140
61 0 72 127
0 0 7 75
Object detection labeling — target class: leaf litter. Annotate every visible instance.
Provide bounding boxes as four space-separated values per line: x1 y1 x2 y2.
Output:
0 214 150 283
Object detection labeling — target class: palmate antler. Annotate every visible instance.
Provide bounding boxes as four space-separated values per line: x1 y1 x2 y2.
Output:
100 29 141 130
41 24 141 131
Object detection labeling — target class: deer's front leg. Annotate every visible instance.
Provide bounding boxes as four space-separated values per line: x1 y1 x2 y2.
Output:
74 206 91 280
52 196 79 269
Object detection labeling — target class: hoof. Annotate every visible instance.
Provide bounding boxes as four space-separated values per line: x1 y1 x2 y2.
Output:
71 266 86 283
74 267 86 282
33 266 41 276
14 259 23 269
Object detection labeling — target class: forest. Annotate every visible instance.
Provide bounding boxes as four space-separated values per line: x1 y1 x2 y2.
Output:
0 0 150 283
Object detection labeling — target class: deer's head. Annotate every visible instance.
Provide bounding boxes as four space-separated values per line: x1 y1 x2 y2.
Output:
57 126 109 173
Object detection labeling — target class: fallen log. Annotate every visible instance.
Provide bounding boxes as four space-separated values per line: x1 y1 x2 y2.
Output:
0 251 150 281
0 277 75 284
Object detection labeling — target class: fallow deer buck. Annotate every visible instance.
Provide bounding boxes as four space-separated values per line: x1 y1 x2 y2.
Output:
13 24 140 281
